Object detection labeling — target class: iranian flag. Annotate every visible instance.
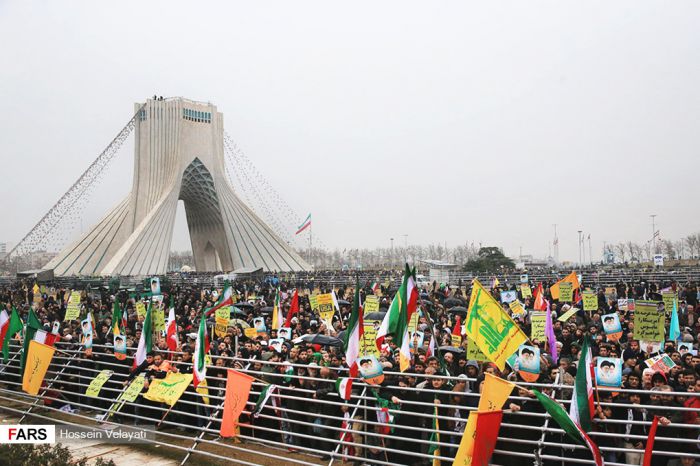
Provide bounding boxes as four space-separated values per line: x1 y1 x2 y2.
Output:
533 283 547 311
205 284 234 317
193 316 209 388
343 279 364 377
132 302 153 370
20 309 42 372
570 335 594 432
376 265 417 371
1 308 23 363
371 282 380 295
33 322 59 347
296 213 311 235
533 389 604 466
166 298 178 352
283 288 299 327
336 378 353 401
111 301 122 337
0 311 9 351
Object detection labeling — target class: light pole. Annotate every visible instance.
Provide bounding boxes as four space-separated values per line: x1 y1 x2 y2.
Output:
403 234 408 263
390 238 394 268
650 214 657 255
577 230 583 265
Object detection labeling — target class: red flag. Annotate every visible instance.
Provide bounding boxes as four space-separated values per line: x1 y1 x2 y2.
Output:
534 283 547 311
284 289 299 327
452 315 461 336
642 415 660 466
471 410 504 466
220 370 255 437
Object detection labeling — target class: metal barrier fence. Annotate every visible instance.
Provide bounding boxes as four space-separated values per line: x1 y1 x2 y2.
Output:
0 341 699 466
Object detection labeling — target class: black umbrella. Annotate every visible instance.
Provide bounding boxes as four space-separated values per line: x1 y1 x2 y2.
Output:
259 306 273 315
448 306 468 317
364 311 386 321
443 297 463 308
420 293 431 300
235 302 254 309
438 345 465 354
292 333 343 347
230 307 248 317
337 299 351 306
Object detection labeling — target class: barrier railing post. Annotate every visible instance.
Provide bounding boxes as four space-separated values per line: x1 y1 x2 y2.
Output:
179 393 225 465
18 349 81 423
327 386 367 466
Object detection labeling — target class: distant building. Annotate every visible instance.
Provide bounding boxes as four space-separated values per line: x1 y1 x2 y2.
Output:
419 259 461 284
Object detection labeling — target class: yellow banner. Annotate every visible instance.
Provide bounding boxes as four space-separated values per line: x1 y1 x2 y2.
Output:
86 370 113 398
662 292 677 313
520 284 532 299
244 328 258 338
363 295 380 315
136 301 147 319
408 310 420 333
465 280 527 371
153 308 166 332
550 271 579 300
582 290 597 311
22 340 55 395
508 300 526 317
360 321 380 357
558 307 578 322
119 376 146 402
309 294 318 311
64 291 82 321
319 309 335 328
530 312 546 341
478 373 514 411
143 372 194 407
558 282 574 302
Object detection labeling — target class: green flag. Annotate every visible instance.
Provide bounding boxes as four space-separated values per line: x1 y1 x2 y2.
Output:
20 309 42 372
2 308 23 363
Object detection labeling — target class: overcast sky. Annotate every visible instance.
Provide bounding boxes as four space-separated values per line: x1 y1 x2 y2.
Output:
1 1 699 263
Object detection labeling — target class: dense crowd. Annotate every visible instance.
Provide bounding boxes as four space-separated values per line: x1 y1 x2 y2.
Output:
1 274 699 466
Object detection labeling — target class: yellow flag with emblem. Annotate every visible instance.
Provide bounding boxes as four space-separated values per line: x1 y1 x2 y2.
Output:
22 340 55 395
477 373 515 412
465 280 527 371
143 372 193 406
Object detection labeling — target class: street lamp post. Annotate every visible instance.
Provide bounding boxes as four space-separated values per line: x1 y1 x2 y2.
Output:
577 230 583 265
390 238 394 268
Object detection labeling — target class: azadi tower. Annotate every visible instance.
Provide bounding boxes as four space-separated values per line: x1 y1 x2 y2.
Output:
45 97 311 275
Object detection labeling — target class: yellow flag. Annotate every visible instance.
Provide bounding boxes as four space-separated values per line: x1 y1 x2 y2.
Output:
143 372 193 406
477 373 515 412
465 280 527 371
196 378 210 405
454 412 478 465
85 370 113 398
549 271 580 300
22 340 55 395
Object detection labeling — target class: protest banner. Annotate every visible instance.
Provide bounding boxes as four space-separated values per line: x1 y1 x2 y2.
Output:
596 357 622 387
633 301 665 342
557 307 578 322
144 372 194 406
153 307 166 332
309 294 318 311
244 327 258 338
136 301 147 319
558 282 573 302
602 312 623 342
408 310 420 333
363 295 380 315
64 291 82 321
662 292 677 313
520 284 532 299
500 290 517 304
645 354 676 372
22 341 55 395
86 370 113 398
530 312 547 341
517 344 540 382
618 299 629 311
582 291 598 311
215 308 229 338
120 376 146 402
509 300 526 318
360 320 380 357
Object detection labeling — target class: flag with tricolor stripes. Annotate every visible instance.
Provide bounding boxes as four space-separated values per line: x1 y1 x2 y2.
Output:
296 213 311 235
335 377 353 401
